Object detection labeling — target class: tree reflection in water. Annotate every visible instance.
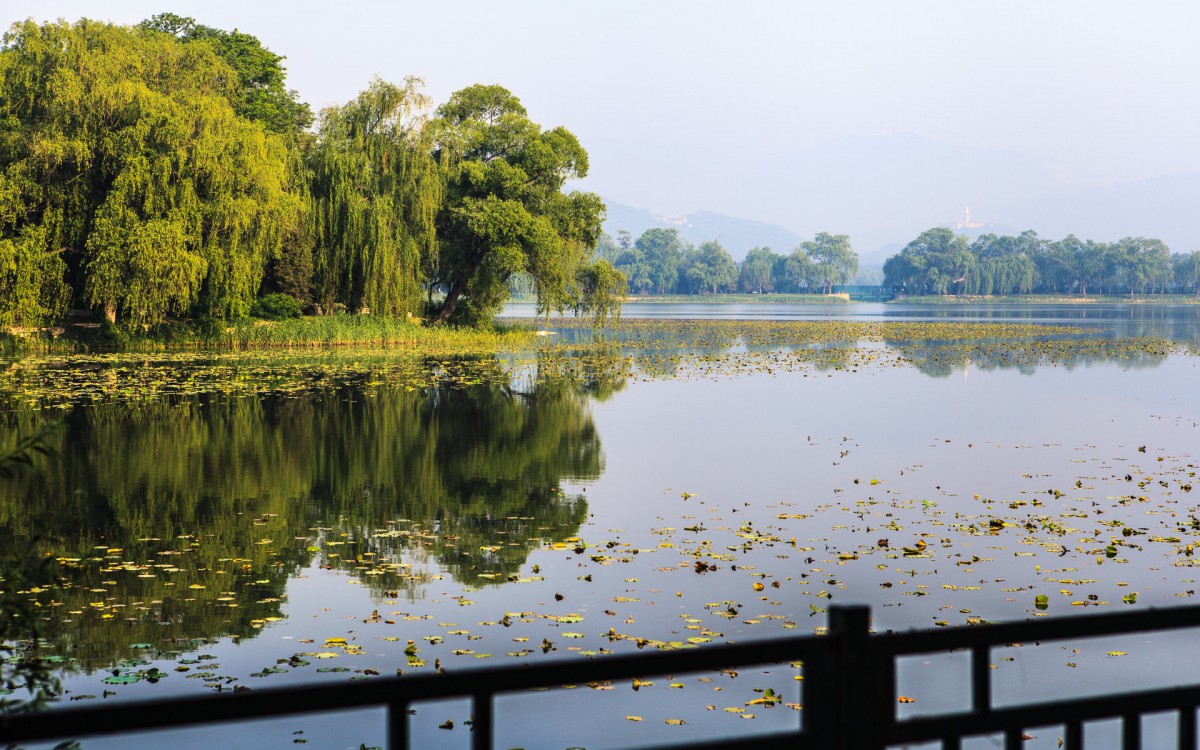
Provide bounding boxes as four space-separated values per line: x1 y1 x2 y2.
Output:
0 353 617 673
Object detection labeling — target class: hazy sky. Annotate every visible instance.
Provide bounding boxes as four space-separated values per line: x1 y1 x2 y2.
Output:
16 1 1200 248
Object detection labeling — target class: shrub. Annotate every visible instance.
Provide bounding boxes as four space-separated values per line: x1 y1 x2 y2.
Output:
250 293 303 321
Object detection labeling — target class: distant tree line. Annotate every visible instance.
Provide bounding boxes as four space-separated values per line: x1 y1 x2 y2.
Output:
884 227 1200 296
0 16 624 328
594 228 858 296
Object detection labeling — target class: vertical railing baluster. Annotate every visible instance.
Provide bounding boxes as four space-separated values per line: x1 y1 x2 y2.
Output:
971 644 991 715
829 604 872 750
387 700 409 750
1123 713 1141 750
1004 727 1021 750
472 691 493 750
1180 706 1196 750
1066 719 1083 749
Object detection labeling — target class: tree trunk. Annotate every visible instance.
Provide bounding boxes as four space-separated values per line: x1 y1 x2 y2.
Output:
435 277 467 324
104 301 116 325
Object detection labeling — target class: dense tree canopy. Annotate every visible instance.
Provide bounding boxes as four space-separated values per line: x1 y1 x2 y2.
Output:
883 227 1198 297
139 13 313 137
0 18 299 325
680 240 738 294
613 230 859 296
962 231 1039 295
883 228 974 295
615 227 684 295
803 232 857 294
0 18 619 330
429 85 612 324
739 247 776 293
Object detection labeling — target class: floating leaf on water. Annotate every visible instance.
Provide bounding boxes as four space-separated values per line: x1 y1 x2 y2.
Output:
102 674 143 685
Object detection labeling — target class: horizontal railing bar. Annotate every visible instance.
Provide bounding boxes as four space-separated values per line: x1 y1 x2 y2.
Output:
0 635 822 744
878 604 1200 656
886 684 1200 744
615 732 810 750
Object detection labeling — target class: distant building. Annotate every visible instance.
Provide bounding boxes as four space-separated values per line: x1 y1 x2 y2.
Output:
947 206 984 231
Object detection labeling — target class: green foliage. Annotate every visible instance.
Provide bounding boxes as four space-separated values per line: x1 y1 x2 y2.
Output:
0 18 300 325
1174 251 1200 294
884 228 973 295
0 421 66 714
592 232 622 264
613 229 858 297
803 232 857 294
884 227 1192 297
575 259 627 326
0 20 618 336
140 13 313 136
308 78 442 317
963 231 1039 295
0 421 60 478
430 85 605 324
739 247 778 293
0 225 69 327
250 292 303 320
679 240 738 294
776 249 815 293
613 228 685 295
0 367 599 605
214 313 535 350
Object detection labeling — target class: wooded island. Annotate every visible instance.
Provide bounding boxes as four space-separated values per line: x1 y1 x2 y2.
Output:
0 15 625 331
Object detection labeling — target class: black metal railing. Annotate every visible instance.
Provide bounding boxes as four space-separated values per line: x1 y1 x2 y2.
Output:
5 602 1200 749
870 604 1200 750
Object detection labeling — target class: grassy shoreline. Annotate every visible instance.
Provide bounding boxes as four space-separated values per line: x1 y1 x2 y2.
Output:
2 314 538 354
6 292 1198 353
893 293 1200 305
618 293 852 304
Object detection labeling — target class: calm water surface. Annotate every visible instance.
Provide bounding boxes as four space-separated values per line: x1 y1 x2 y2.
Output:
4 303 1199 750
506 299 1200 340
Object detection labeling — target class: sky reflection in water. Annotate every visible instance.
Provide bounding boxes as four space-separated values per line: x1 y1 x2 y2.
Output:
4 304 1199 750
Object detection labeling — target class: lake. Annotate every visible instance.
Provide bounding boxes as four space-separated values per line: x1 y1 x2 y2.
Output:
3 303 1199 749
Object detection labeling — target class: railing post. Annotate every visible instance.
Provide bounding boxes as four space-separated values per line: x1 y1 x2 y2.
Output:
472 691 493 750
828 604 875 750
387 700 409 750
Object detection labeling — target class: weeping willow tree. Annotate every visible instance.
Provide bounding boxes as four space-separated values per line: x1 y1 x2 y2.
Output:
308 78 442 317
0 19 300 325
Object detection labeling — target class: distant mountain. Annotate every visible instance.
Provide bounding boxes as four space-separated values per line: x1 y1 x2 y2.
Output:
598 135 1200 268
603 201 804 262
